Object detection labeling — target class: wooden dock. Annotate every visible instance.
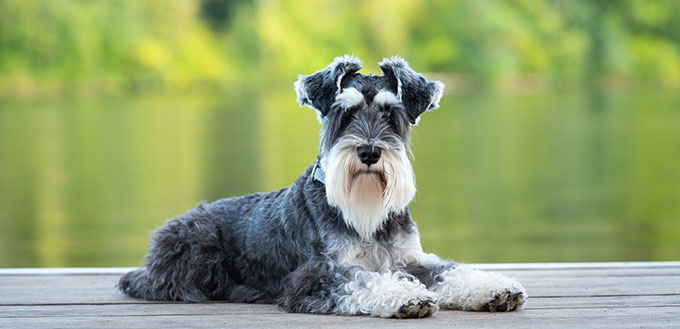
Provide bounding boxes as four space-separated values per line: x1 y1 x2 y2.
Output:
1 262 679 328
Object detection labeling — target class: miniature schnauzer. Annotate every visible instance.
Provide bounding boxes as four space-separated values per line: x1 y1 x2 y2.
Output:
119 55 527 318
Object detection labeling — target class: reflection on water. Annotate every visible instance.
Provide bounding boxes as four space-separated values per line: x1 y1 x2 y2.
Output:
0 91 679 267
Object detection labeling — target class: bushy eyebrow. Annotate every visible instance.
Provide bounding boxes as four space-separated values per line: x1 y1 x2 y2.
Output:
373 90 399 107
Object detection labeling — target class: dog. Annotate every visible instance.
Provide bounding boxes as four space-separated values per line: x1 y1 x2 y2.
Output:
119 55 527 318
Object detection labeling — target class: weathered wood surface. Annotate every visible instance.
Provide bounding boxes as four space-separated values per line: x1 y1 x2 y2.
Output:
1 262 679 328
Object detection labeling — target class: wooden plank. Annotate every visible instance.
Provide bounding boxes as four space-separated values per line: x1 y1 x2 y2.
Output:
1 267 679 305
0 307 678 329
497 267 680 278
1 263 679 328
2 295 679 318
16 266 680 277
471 261 680 270
528 295 680 309
1 262 678 276
0 268 136 276
8 267 678 280
0 275 133 305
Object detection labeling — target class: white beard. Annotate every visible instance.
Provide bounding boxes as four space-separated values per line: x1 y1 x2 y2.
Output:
322 142 416 240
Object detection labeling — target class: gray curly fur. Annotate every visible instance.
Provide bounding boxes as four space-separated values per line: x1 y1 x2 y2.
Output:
118 167 436 310
119 55 453 314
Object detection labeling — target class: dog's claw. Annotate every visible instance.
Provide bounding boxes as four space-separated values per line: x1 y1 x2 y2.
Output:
396 297 439 318
482 291 526 312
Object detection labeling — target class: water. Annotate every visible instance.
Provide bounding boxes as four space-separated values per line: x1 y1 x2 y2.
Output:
1 90 679 267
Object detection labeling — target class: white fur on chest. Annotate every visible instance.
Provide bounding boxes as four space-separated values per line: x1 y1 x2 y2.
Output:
327 231 435 272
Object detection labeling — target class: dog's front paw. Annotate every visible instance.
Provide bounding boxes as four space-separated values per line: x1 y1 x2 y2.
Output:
433 267 528 312
466 273 527 312
478 286 527 312
396 296 439 318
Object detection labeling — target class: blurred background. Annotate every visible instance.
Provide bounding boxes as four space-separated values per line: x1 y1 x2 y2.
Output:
0 0 679 267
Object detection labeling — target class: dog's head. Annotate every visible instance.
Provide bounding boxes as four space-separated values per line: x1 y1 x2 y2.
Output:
295 55 444 240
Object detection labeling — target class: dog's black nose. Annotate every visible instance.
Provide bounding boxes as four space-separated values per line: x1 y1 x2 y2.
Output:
357 145 381 166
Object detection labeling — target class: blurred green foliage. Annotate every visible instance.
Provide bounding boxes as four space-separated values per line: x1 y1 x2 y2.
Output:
2 0 680 266
1 0 680 97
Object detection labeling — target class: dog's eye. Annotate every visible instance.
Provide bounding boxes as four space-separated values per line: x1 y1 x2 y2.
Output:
338 106 358 132
385 105 409 138
382 106 393 119
380 105 396 124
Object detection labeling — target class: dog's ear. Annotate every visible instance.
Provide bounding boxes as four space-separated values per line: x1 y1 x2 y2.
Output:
379 56 444 125
294 55 363 117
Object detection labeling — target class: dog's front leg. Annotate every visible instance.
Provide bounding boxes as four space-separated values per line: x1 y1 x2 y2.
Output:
406 258 527 312
431 264 527 311
279 259 438 318
335 269 440 318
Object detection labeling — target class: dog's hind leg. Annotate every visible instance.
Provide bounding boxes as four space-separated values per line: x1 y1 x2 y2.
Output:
119 203 240 302
279 258 438 318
